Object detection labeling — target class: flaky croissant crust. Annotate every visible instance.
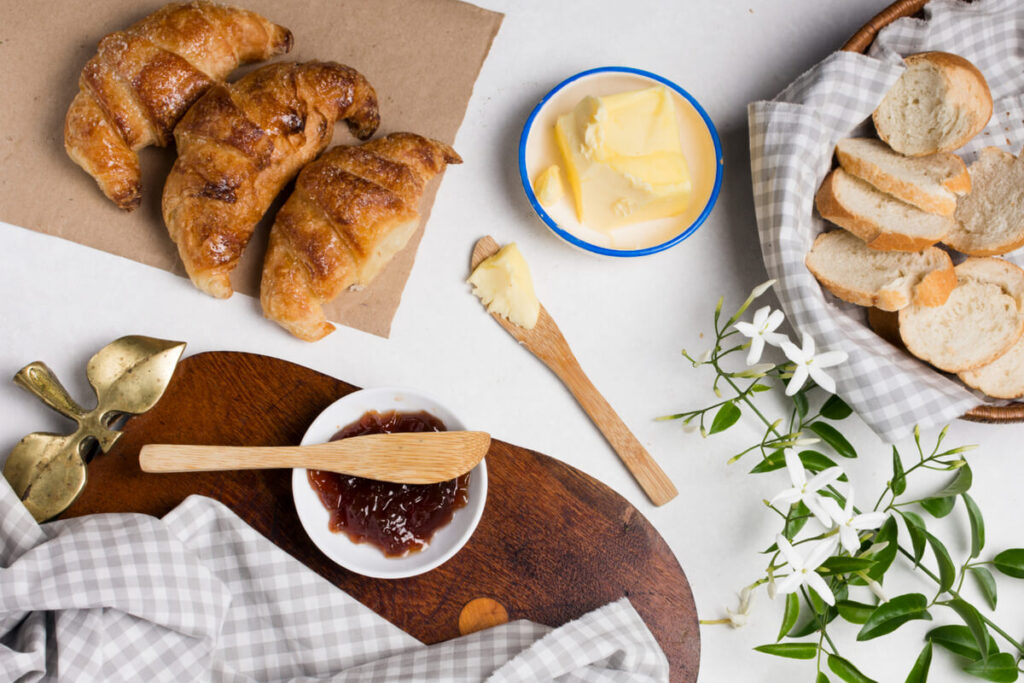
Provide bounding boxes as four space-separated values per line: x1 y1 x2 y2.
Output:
163 61 380 299
261 133 462 341
64 1 292 210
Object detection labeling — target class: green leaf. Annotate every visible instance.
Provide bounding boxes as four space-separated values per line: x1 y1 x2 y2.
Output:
750 450 848 481
793 391 809 420
942 599 991 664
836 600 875 625
784 501 810 539
899 511 928 566
749 449 786 474
932 465 974 498
964 493 985 559
927 624 998 660
808 586 828 616
892 446 906 496
962 652 1019 682
820 556 877 574
857 593 931 641
905 641 932 683
788 604 838 638
819 674 831 683
807 422 857 459
709 402 741 434
777 592 799 641
866 516 899 580
753 642 818 659
828 654 878 683
751 382 772 393
820 394 853 420
921 495 956 518
924 531 956 593
993 549 1024 578
970 567 998 610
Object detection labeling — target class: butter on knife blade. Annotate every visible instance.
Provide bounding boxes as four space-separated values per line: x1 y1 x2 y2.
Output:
467 243 540 329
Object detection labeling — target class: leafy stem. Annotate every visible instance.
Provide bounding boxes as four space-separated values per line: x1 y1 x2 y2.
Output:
677 281 1024 683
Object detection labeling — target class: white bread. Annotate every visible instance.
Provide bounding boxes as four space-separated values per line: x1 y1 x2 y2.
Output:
815 169 954 251
835 138 969 216
899 258 1024 373
960 335 1024 399
945 148 1024 256
873 52 992 157
806 230 955 311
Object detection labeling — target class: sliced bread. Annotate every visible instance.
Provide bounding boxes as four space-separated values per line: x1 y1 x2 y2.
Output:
873 52 992 157
806 230 955 311
960 335 1024 399
815 168 954 251
835 138 969 216
899 257 1024 373
945 148 1024 256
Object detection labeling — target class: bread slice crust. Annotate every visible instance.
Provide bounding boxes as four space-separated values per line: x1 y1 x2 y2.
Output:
836 138 968 216
806 230 955 311
960 334 1024 399
815 169 953 251
898 257 1024 373
946 147 1024 256
873 51 992 157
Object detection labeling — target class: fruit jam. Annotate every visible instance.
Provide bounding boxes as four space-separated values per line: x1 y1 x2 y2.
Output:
307 410 470 557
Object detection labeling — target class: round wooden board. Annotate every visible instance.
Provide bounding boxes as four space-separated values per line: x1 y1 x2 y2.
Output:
839 0 1022 423
61 351 699 681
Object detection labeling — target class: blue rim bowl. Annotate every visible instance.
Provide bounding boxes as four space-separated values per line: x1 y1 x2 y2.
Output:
518 66 724 257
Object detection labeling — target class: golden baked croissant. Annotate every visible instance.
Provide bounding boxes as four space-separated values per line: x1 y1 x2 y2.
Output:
260 133 462 341
162 61 380 299
64 1 292 210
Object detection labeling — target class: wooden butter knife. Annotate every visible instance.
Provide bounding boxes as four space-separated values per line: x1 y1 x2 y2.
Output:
140 431 491 484
471 236 678 506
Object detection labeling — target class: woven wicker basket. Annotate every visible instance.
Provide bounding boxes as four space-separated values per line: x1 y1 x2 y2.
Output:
840 0 1023 423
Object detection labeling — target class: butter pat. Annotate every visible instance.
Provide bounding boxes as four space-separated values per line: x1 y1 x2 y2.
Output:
554 85 691 231
534 165 564 206
468 243 540 329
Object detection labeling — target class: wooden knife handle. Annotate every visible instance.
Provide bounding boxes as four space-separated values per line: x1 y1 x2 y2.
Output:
554 357 678 506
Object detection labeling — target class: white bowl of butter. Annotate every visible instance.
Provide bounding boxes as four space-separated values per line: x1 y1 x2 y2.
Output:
519 67 723 256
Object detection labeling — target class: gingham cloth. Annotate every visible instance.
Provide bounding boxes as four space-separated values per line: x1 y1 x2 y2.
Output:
0 478 668 682
748 0 1024 442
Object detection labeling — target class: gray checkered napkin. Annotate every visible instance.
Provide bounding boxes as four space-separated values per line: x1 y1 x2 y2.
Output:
748 0 1024 442
0 477 667 682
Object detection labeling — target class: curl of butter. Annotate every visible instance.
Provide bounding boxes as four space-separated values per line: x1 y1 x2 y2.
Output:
468 243 540 329
534 165 565 206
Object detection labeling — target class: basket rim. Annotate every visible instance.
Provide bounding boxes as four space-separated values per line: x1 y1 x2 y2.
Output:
839 0 1023 424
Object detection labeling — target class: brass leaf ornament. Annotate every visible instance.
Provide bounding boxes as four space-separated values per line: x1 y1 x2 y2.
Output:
3 336 186 521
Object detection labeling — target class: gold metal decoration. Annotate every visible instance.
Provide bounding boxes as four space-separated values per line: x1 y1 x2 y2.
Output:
3 336 186 522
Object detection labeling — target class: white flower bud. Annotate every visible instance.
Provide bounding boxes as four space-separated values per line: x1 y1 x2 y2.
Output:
750 279 777 299
735 363 775 377
866 577 888 603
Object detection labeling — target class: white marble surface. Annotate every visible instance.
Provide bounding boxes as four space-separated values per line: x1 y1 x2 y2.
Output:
2 1 1022 680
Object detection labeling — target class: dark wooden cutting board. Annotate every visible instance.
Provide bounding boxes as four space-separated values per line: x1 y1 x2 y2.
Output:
60 351 699 681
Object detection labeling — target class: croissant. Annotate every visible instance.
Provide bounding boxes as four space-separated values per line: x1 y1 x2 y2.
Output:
260 133 462 341
64 1 292 210
162 61 380 299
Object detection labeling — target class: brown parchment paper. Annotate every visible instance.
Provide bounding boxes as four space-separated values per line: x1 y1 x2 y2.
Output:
0 0 502 337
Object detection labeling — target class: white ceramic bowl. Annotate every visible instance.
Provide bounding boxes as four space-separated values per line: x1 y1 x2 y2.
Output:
519 66 724 256
292 387 487 579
